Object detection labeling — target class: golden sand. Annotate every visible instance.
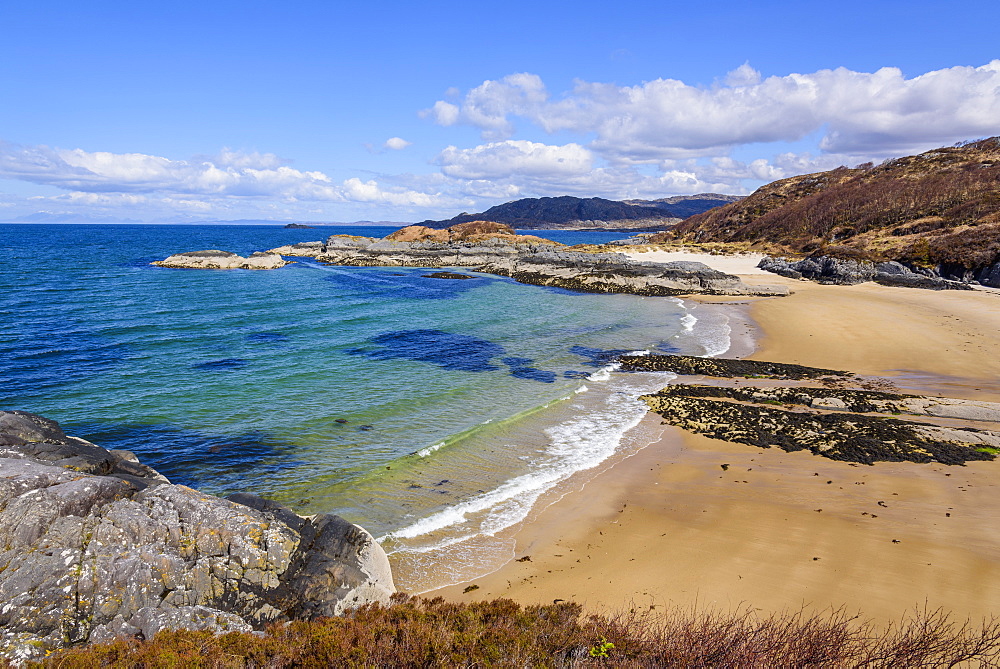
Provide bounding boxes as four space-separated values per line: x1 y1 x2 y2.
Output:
429 267 1000 623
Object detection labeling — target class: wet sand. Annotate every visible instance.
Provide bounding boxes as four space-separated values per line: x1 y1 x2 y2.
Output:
429 261 1000 623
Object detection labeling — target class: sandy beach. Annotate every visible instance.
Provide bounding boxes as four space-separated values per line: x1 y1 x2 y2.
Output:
429 252 1000 624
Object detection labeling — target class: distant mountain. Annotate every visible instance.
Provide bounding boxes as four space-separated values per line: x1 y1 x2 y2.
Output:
623 194 744 218
421 195 736 230
665 137 1000 274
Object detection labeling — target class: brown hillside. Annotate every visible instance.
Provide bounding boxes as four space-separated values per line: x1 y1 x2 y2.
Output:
667 138 1000 271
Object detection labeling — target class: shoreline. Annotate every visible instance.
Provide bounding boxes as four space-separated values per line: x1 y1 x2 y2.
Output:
426 259 1000 623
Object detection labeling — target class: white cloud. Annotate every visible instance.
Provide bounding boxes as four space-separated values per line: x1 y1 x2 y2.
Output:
384 137 412 150
0 141 445 210
212 148 286 169
424 100 460 126
423 73 549 140
430 61 1000 159
437 140 593 179
723 62 762 87
433 139 740 201
341 177 439 207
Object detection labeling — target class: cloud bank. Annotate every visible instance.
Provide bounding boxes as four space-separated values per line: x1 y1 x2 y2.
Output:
428 61 1000 160
0 142 441 210
3 60 998 221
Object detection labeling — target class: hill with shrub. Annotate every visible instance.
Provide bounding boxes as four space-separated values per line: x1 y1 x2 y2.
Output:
663 138 1000 278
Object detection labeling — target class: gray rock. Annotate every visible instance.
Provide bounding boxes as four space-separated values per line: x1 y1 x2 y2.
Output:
874 261 910 275
810 397 849 411
976 262 1000 288
0 411 395 661
267 241 329 256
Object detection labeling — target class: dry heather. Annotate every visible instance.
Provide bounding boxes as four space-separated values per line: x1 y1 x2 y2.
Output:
29 594 1000 668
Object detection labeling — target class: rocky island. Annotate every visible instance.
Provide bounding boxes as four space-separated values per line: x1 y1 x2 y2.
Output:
0 410 394 661
152 250 290 270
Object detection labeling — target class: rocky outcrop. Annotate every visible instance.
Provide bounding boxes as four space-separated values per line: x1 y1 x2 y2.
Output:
152 250 290 270
267 228 788 297
758 256 973 290
0 411 394 662
480 253 786 296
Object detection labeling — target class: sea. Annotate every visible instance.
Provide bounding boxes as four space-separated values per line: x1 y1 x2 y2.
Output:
0 223 735 591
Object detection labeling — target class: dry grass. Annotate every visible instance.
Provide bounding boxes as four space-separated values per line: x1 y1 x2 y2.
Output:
28 595 1000 668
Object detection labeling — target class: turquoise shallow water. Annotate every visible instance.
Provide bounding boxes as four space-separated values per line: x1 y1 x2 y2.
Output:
0 223 733 590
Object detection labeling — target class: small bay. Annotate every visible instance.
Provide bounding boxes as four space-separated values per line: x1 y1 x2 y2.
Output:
0 223 732 590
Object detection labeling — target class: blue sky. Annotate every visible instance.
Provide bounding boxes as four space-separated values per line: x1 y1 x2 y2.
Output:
1 0 998 223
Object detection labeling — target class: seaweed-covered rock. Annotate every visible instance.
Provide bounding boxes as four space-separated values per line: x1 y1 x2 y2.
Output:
641 387 998 465
0 411 395 662
642 391 1000 465
617 354 849 379
650 384 1000 423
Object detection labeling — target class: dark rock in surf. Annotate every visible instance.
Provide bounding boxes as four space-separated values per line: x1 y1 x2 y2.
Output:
422 272 477 280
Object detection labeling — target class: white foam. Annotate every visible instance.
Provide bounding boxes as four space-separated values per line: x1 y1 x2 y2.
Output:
675 302 732 358
416 442 444 458
387 373 671 543
699 313 732 357
587 362 620 382
385 532 477 552
574 384 589 394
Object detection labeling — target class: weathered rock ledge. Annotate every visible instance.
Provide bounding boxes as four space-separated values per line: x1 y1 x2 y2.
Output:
759 256 974 290
0 411 394 662
269 224 788 297
152 250 290 270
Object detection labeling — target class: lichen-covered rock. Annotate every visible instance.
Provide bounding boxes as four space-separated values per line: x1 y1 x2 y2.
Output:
0 411 395 661
152 250 289 270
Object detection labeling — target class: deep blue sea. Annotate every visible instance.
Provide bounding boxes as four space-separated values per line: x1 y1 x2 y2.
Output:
0 224 734 590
